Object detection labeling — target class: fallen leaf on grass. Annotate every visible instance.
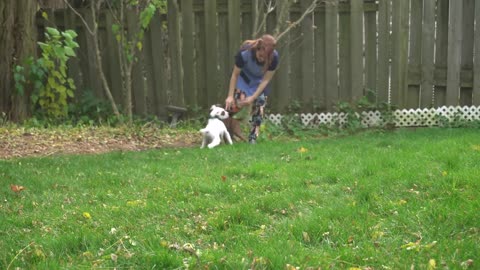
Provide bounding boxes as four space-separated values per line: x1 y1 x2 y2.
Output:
428 259 436 270
297 147 308 153
302 231 310 243
286 264 299 270
401 240 437 251
169 242 200 258
126 200 146 207
461 259 474 268
347 235 354 244
401 241 420 251
82 212 92 219
10 184 26 193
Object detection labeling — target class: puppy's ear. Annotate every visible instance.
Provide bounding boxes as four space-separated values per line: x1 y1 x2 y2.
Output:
209 104 216 114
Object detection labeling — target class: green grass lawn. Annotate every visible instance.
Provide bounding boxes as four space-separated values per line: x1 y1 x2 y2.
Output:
1 128 479 269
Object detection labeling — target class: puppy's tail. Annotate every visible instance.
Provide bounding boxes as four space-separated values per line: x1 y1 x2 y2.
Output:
199 128 208 134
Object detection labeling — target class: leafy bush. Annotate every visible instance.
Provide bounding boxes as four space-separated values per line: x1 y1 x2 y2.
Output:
14 27 79 119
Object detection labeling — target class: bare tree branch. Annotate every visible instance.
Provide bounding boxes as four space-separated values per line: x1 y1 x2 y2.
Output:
275 0 320 42
253 0 276 38
63 0 120 117
63 0 94 35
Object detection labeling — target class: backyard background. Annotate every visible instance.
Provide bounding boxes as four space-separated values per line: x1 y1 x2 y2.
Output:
3 0 480 120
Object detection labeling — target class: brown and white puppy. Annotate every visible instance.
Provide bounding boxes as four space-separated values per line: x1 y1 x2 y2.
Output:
200 105 233 149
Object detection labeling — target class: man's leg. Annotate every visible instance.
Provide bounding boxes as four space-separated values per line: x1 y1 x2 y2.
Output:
248 95 266 143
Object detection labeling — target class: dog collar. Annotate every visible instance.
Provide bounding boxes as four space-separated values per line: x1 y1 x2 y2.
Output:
209 116 222 120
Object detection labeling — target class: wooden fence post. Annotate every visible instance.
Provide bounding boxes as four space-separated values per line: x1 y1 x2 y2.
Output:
460 0 474 106
350 0 364 101
104 13 123 105
168 0 184 107
84 10 103 98
420 0 435 108
228 0 241 69
273 6 291 112
474 0 480 105
301 0 315 109
338 4 351 102
205 0 219 105
127 12 147 116
364 4 377 99
325 0 338 110
446 0 463 106
391 0 409 108
407 0 422 109
314 6 326 110
377 0 390 105
434 0 449 106
181 0 196 108
147 14 169 119
64 9 84 100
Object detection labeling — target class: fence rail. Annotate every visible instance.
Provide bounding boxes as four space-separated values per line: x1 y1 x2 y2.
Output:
38 0 480 119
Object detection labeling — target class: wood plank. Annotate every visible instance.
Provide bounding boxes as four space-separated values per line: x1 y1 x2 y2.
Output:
434 0 449 107
143 27 155 115
64 9 83 100
350 0 364 101
314 10 326 110
168 0 184 106
390 0 409 108
195 12 207 108
149 14 168 118
462 0 474 70
377 0 391 104
218 13 229 104
446 0 463 106
289 10 303 106
474 0 480 105
181 0 196 108
338 10 351 102
127 12 146 116
204 0 219 104
228 0 241 69
407 0 422 108
364 8 377 101
324 0 338 110
241 9 252 40
271 6 290 112
84 10 103 98
266 7 276 34
420 0 435 108
461 0 475 105
105 12 123 107
301 0 315 109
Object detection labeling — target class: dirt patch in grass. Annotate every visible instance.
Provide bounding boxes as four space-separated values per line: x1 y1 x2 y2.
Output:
0 126 201 159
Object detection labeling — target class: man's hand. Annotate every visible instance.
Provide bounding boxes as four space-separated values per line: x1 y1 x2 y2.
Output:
238 96 254 107
225 96 235 110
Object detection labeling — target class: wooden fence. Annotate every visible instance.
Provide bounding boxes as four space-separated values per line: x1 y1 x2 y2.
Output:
40 0 480 118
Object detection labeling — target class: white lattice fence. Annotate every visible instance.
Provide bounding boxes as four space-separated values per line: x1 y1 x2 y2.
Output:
266 106 480 127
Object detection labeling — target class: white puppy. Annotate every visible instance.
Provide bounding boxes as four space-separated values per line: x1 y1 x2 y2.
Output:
200 105 233 149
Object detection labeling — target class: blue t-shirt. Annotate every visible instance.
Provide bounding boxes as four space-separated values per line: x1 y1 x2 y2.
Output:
234 48 279 97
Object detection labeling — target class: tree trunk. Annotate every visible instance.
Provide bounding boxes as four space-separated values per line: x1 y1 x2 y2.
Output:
0 1 15 118
0 0 37 121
